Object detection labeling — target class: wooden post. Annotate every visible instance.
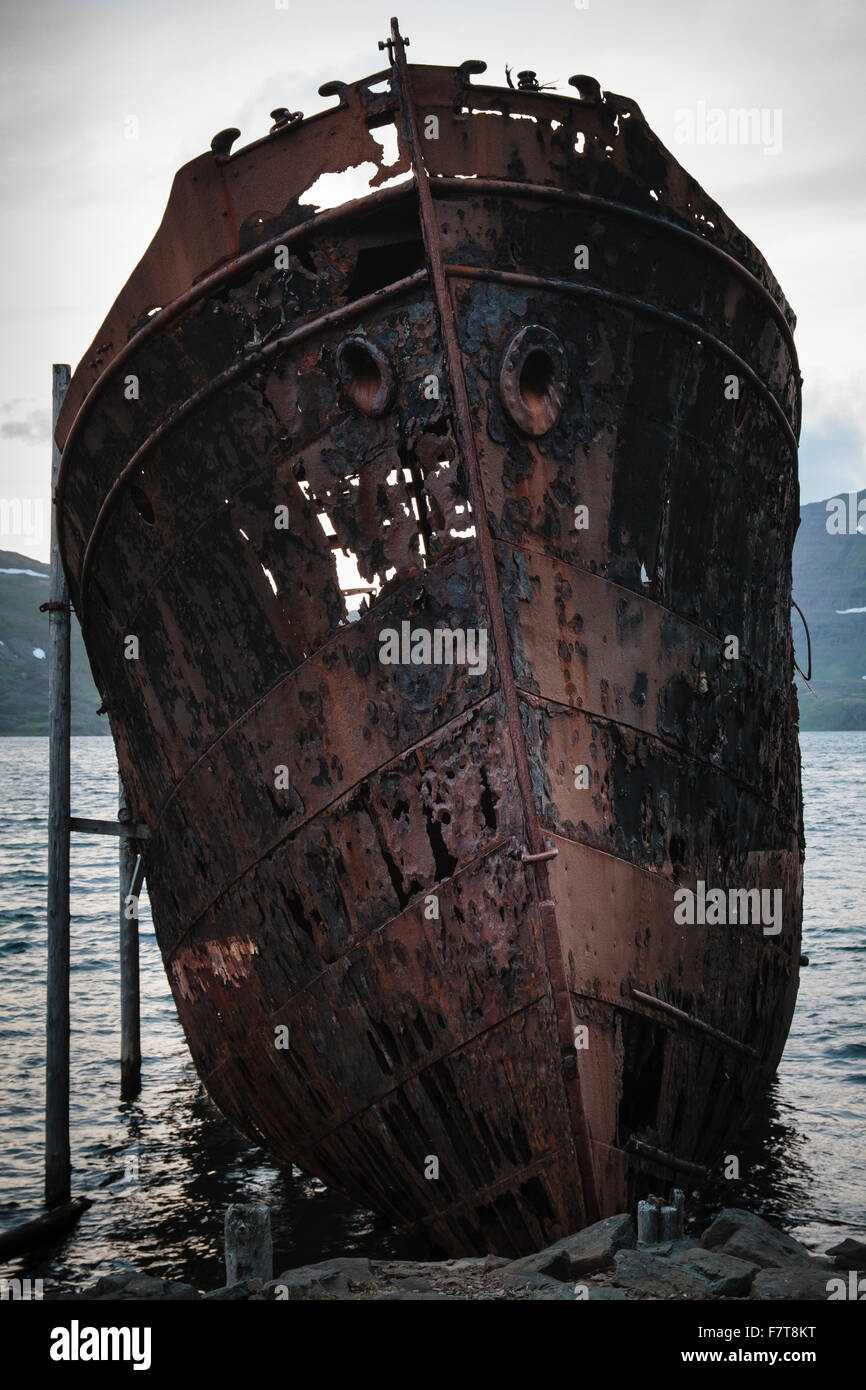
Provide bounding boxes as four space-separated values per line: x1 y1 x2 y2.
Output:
225 1204 273 1286
45 363 71 1206
0 1197 92 1260
118 777 142 1099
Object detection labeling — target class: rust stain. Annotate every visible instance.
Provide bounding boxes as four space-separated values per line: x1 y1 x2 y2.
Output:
55 20 803 1255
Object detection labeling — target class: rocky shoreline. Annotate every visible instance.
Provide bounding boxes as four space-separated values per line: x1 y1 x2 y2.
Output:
52 1209 865 1302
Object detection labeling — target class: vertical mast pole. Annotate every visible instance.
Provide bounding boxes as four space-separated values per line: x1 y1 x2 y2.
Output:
118 776 142 1099
45 363 72 1206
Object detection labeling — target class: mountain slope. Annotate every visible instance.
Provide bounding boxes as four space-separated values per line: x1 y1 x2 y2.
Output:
0 550 106 735
793 490 866 730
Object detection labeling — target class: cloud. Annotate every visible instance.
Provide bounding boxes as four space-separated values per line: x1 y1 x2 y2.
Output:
0 403 50 443
798 414 866 505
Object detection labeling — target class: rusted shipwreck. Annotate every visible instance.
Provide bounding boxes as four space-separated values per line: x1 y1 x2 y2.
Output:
55 21 804 1255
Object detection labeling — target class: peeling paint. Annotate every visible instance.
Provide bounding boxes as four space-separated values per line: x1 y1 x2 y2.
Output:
56 30 802 1255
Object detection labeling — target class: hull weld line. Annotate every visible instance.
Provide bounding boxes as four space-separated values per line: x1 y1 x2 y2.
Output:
445 263 799 453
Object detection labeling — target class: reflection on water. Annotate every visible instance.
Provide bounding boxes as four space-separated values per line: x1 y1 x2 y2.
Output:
0 734 863 1293
692 1083 822 1239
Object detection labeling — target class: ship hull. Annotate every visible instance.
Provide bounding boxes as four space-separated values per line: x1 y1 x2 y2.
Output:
56 54 803 1254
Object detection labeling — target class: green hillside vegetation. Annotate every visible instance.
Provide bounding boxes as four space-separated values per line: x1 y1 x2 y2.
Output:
0 550 105 735
793 491 866 730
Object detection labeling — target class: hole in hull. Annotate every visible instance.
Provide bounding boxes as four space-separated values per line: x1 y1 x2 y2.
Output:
336 335 395 417
345 239 426 301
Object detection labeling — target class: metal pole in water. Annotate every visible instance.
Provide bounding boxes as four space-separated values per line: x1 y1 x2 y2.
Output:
45 363 71 1206
118 776 142 1099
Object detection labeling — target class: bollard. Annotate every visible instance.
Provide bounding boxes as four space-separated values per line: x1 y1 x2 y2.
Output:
225 1204 273 1285
637 1198 660 1244
660 1204 679 1240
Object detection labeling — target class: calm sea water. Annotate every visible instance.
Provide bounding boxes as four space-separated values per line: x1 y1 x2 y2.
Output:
0 734 863 1293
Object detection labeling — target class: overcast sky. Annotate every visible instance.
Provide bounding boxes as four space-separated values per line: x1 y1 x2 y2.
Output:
1 0 864 561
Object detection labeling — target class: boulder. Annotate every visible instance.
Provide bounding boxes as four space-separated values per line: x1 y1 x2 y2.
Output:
204 1278 265 1301
825 1237 866 1270
672 1248 758 1297
530 1285 581 1301
305 1256 371 1281
642 1238 701 1258
387 1276 435 1293
751 1266 835 1300
571 1282 631 1300
502 1213 636 1281
371 1259 437 1278
612 1249 711 1299
85 1271 200 1300
267 1256 371 1299
700 1210 813 1269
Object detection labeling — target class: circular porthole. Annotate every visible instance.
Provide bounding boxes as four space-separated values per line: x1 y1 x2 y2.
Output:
336 336 395 417
499 325 566 436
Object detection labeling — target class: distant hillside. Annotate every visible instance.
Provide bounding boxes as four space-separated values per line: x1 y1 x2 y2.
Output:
793 490 866 730
0 550 106 735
